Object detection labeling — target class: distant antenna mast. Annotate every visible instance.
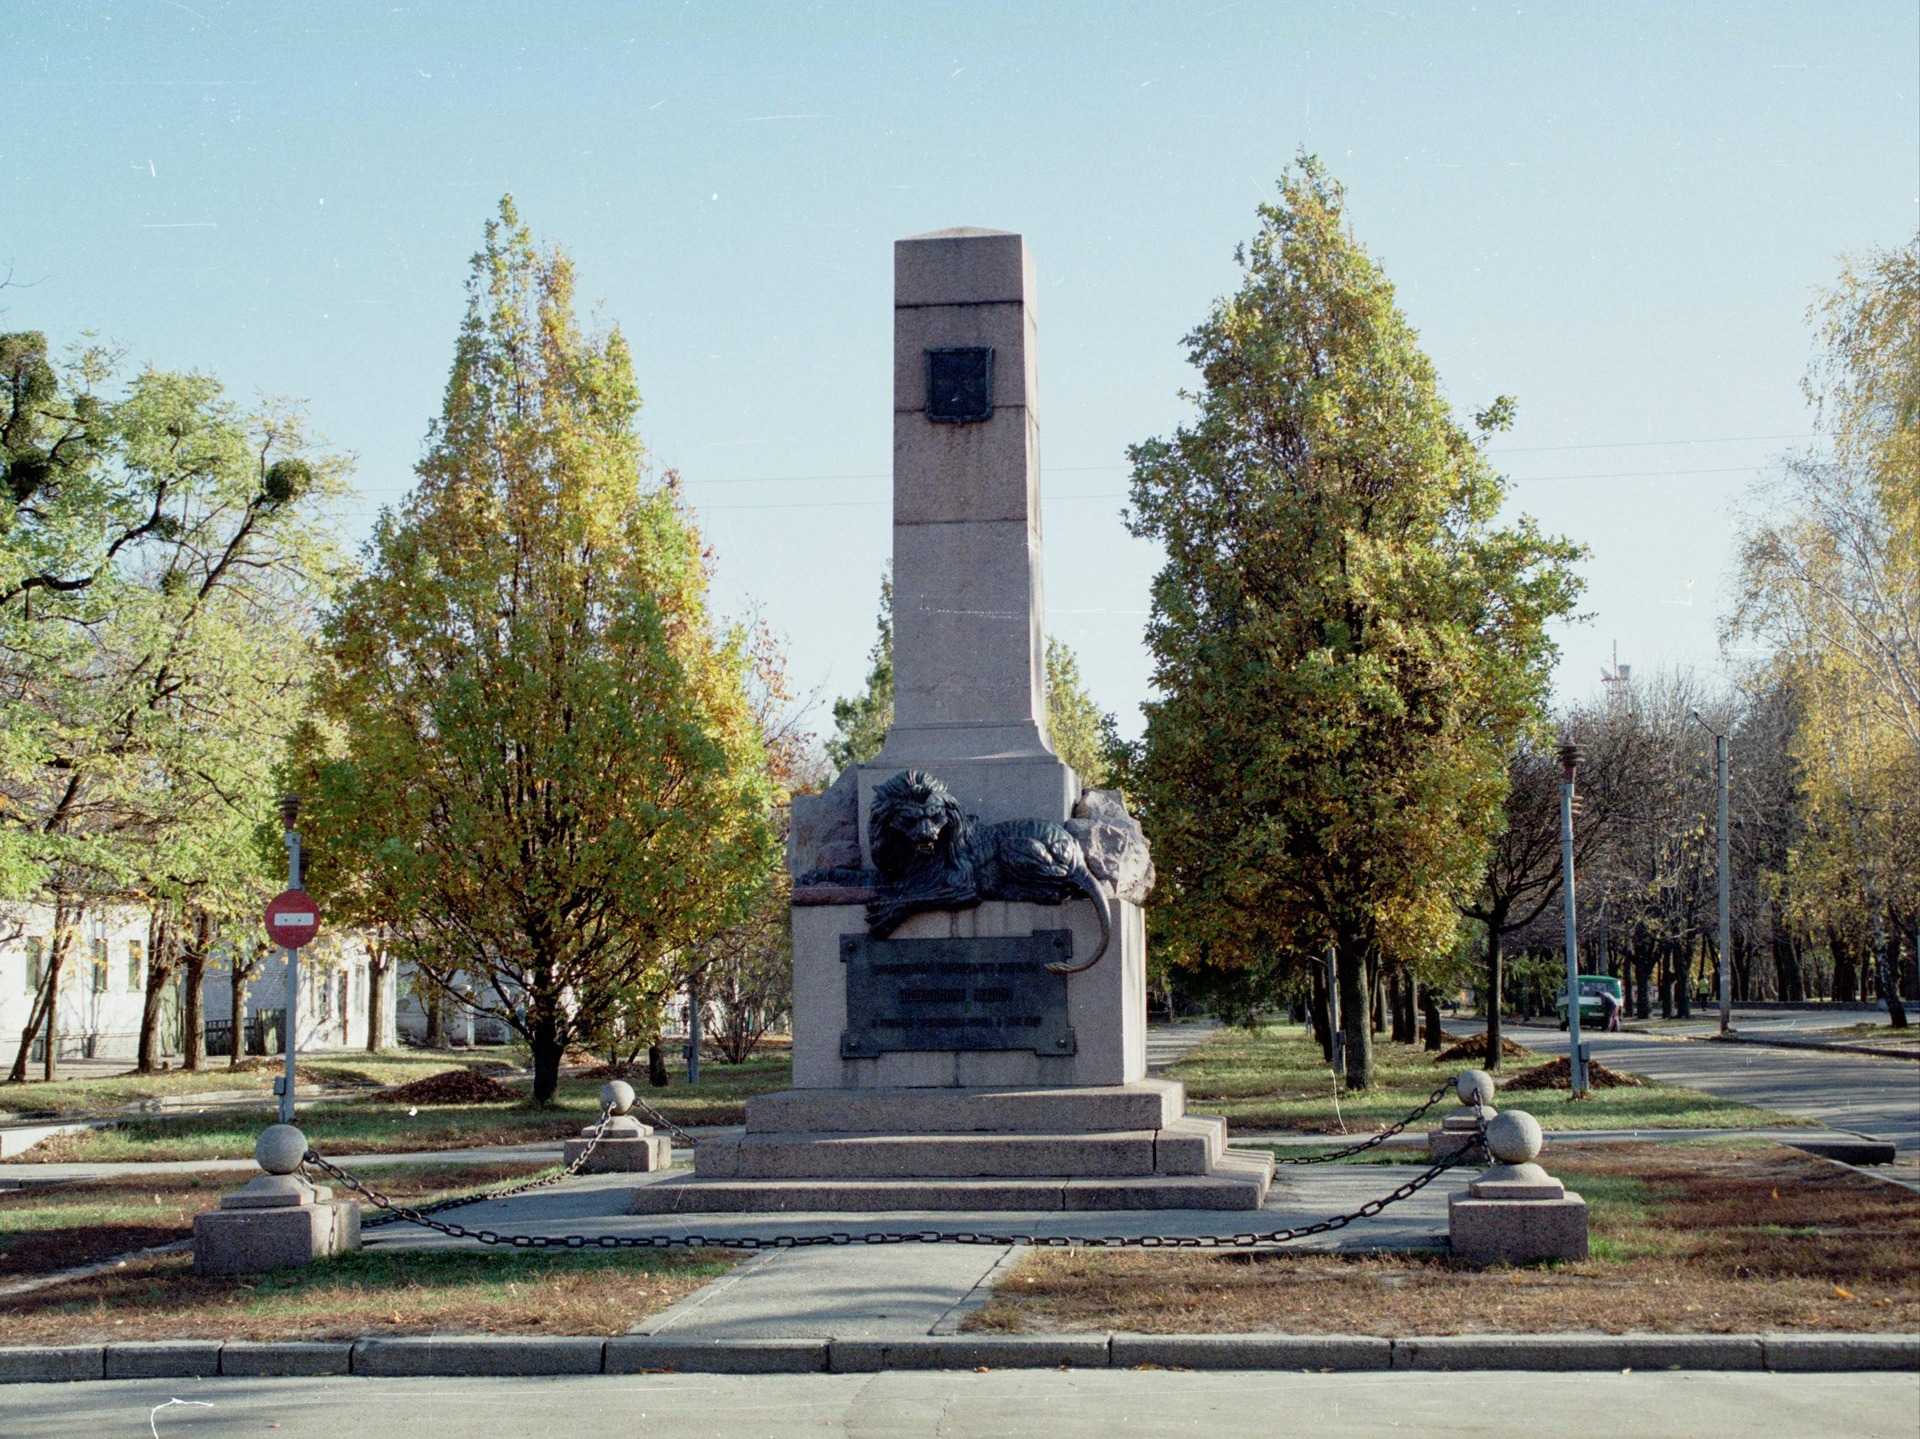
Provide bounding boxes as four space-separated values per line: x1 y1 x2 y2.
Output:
1600 642 1633 706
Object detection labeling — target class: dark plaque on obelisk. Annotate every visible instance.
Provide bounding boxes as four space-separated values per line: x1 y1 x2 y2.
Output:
924 346 994 424
839 930 1075 1058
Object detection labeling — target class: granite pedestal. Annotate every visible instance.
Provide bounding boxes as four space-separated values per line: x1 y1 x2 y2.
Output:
193 1125 360 1276
1448 1111 1589 1265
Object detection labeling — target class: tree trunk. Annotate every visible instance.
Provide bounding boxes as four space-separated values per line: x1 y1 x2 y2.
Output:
1368 955 1385 1035
1830 929 1857 1005
647 1043 670 1087
1484 918 1506 1073
1309 966 1332 1060
423 986 444 1049
1336 940 1372 1090
529 1007 564 1103
9 963 56 1084
365 930 391 1053
1422 988 1444 1051
40 905 76 1082
182 910 208 1072
229 964 251 1068
136 907 175 1073
1873 930 1909 1029
1676 939 1694 1019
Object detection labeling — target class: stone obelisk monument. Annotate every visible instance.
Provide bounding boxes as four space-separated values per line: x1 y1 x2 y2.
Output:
862 228 1075 832
632 230 1270 1212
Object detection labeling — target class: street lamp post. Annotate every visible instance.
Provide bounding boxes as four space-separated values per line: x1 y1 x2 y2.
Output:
279 794 303 1125
1690 712 1732 1036
1558 742 1588 1098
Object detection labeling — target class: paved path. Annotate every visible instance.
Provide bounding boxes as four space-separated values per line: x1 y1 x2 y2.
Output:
3 1371 1912 1438
360 1162 1463 1339
1507 1023 1920 1153
1145 1018 1218 1070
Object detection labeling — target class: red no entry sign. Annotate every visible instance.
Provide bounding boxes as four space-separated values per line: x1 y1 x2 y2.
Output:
264 889 320 950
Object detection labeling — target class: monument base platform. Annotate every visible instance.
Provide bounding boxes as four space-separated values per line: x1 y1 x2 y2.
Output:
629 1081 1273 1212
630 1157 1272 1214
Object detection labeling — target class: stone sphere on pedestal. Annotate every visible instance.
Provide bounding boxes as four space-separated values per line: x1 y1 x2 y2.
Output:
255 1124 308 1175
1456 1070 1495 1108
1486 1109 1543 1165
601 1080 636 1115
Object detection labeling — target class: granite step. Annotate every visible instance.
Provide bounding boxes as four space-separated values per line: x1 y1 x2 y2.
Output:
743 1082 1187 1136
628 1168 1271 1214
695 1130 1162 1180
1153 1115 1228 1176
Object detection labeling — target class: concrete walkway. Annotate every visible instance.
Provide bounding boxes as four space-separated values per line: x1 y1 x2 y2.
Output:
1144 1018 1218 1070
4 1370 1914 1439
358 1160 1463 1340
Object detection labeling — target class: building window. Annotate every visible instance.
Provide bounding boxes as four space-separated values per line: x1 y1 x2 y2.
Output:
127 939 144 992
25 938 44 992
91 939 109 994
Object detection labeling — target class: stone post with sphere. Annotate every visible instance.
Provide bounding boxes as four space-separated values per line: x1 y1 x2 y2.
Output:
191 1122 360 1275
1428 1069 1497 1163
562 1081 673 1172
1447 1109 1590 1265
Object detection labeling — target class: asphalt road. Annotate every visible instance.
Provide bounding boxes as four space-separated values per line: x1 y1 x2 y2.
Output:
1506 1022 1920 1152
3 1372 1915 1439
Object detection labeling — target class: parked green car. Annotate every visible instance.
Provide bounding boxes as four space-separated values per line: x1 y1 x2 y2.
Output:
1555 974 1625 1027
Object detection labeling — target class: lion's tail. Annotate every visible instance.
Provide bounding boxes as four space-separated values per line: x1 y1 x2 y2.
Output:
1045 865 1113 976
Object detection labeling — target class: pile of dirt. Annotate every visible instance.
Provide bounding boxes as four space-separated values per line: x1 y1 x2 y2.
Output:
1431 1035 1533 1064
576 1063 644 1081
226 1058 328 1081
370 1068 522 1105
1502 1056 1644 1091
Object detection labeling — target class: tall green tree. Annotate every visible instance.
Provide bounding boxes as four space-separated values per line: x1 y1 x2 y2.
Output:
2 334 348 1078
825 567 1122 785
297 199 777 1100
1125 158 1582 1087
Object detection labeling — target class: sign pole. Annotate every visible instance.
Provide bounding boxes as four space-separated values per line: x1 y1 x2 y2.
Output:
279 795 302 1126
1559 744 1588 1098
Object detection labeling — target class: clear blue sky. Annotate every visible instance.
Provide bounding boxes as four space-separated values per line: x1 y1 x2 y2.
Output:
6 2 1916 742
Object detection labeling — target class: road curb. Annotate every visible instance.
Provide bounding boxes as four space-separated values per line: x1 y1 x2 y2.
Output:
1695 1033 1919 1063
0 1331 1911 1381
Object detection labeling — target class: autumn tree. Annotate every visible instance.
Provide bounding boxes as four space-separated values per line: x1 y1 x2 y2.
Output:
1125 158 1582 1087
297 199 778 1100
2 334 346 1079
1733 234 1918 1027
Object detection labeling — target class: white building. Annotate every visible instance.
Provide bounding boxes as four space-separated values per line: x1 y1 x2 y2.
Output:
0 901 396 1063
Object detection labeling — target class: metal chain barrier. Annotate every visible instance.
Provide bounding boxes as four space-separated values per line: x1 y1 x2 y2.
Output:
1268 1077 1456 1165
357 1104 618 1229
628 1094 698 1147
303 1113 1485 1253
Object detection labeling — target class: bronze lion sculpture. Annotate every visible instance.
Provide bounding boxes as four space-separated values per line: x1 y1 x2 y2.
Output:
857 769 1112 976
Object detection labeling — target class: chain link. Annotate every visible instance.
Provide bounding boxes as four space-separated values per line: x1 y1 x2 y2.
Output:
304 1112 1484 1253
358 1104 617 1229
626 1094 698 1148
1268 1077 1456 1165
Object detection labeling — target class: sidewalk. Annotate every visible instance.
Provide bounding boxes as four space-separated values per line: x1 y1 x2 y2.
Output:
355 1160 1464 1341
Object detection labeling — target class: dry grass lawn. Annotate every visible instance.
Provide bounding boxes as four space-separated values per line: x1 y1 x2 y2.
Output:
966 1142 1920 1336
0 1161 553 1279
0 1247 731 1344
0 1159 731 1341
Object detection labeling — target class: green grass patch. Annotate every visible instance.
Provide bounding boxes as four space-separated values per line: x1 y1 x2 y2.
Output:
1166 1023 1804 1134
12 1055 794 1163
0 1047 529 1118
